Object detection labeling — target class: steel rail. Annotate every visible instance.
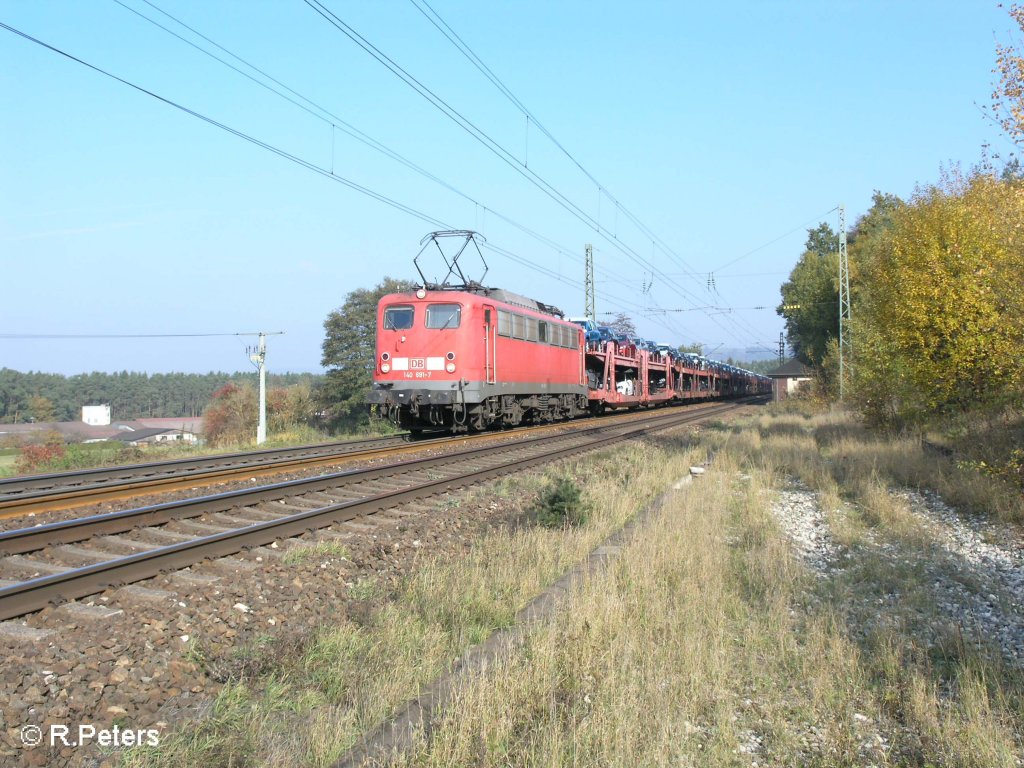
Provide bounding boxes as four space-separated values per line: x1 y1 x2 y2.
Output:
0 404 735 555
0 398 752 517
0 401 750 621
0 433 417 508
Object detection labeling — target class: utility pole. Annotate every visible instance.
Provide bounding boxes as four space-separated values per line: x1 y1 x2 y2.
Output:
242 331 284 445
248 332 268 445
838 204 851 399
584 243 595 322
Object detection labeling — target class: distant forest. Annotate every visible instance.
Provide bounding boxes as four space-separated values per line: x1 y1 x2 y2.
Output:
0 369 322 423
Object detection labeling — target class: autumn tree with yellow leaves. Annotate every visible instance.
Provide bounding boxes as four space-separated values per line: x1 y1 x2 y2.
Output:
993 4 1024 146
851 171 1024 424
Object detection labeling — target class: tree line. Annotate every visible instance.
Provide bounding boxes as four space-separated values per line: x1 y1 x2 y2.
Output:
0 369 321 424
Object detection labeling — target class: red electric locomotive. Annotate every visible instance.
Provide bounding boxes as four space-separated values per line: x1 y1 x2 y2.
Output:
367 283 588 432
367 231 771 432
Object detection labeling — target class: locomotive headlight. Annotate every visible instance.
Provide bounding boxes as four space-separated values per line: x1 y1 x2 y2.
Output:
445 351 455 361
381 352 390 362
416 288 426 299
381 363 391 373
445 362 456 373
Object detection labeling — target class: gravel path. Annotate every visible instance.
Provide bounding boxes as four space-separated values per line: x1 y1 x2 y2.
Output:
768 482 838 576
893 488 1024 666
769 479 1024 667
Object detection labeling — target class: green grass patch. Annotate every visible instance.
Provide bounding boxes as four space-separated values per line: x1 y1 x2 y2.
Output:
282 541 350 566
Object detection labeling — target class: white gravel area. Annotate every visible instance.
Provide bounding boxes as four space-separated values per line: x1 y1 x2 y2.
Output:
768 482 838 576
769 478 1024 668
893 488 1024 666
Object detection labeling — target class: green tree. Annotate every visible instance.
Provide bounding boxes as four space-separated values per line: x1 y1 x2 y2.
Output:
776 223 839 365
813 192 903 397
320 277 417 430
848 192 902 247
27 395 57 423
804 221 838 257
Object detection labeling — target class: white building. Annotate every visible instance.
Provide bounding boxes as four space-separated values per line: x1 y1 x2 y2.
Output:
81 404 111 426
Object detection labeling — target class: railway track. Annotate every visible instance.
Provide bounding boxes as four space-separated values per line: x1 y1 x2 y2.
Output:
0 401 753 518
0 432 428 517
0 400 754 621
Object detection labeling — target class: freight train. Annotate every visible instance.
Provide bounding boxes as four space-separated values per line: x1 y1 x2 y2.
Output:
366 275 771 433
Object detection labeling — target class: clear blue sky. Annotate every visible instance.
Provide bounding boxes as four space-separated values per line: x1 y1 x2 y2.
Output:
1 1 1017 374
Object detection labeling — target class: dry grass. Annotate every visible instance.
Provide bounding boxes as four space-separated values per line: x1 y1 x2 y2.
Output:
125 435 708 768
930 406 1024 492
389 414 1023 767
125 408 1024 766
724 405 1023 524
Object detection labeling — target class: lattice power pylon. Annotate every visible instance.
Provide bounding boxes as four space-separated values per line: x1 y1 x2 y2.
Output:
838 204 851 399
585 243 595 322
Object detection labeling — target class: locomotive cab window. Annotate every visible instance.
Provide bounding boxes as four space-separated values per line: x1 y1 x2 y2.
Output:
383 305 415 330
426 303 461 329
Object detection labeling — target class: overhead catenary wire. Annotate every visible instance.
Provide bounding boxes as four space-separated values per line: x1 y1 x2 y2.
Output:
0 332 281 339
113 0 657 294
0 22 667 337
10 11 774 354
711 208 839 273
121 0 770 348
303 0 753 342
0 23 450 227
407 0 704 283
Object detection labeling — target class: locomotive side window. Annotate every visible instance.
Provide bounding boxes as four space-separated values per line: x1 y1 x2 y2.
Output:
383 305 414 330
495 312 574 346
426 303 461 329
512 314 526 339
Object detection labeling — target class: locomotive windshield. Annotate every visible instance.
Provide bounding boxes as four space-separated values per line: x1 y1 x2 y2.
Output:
383 305 415 330
426 303 461 329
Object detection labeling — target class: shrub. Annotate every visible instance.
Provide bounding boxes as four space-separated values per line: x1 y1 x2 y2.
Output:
534 477 590 529
15 432 66 474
